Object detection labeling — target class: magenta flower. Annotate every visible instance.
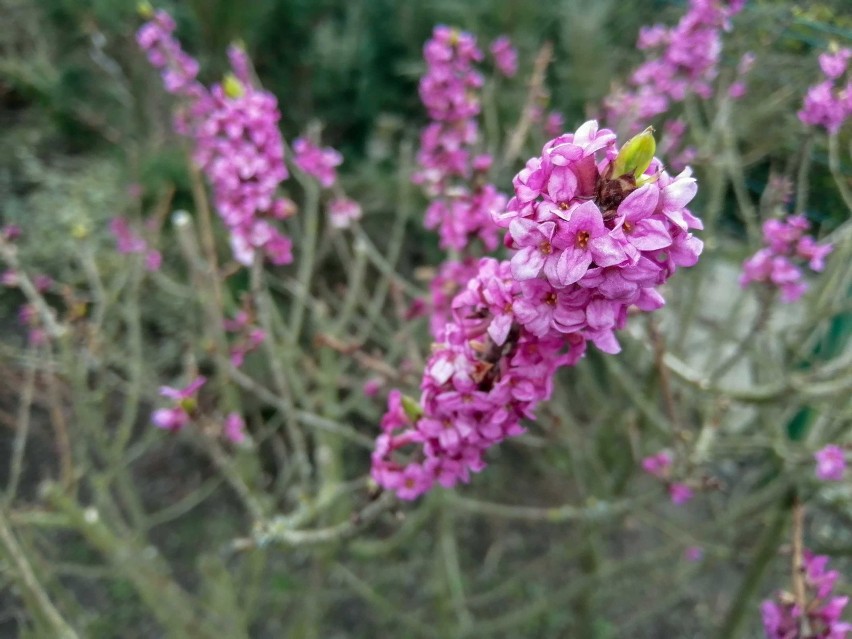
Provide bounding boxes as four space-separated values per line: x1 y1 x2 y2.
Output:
762 551 852 639
110 217 162 272
641 450 673 478
414 27 506 253
668 482 693 505
362 378 383 397
223 412 246 444
137 18 294 268
372 120 704 500
489 36 518 77
151 376 206 432
740 214 832 303
604 0 746 134
799 48 852 133
292 137 343 188
544 111 565 137
815 445 846 482
551 201 627 286
684 546 704 562
327 197 362 229
508 219 570 285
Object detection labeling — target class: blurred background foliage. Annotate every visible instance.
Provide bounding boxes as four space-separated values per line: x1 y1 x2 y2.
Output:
0 0 851 638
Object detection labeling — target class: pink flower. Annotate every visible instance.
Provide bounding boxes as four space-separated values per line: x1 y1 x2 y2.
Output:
642 450 673 478
372 120 704 500
110 217 147 254
293 137 343 188
798 48 852 134
668 482 693 505
604 0 746 134
1 270 17 287
684 546 703 562
362 378 383 397
489 36 518 77
413 27 505 253
151 376 206 432
815 445 846 482
327 197 362 229
740 214 832 302
544 111 565 137
762 551 852 638
137 20 294 267
223 412 246 444
549 201 627 286
819 48 852 80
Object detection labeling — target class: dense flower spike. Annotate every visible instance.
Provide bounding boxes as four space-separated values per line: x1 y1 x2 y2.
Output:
603 0 746 136
761 551 852 638
413 26 506 252
740 214 833 303
373 121 704 499
137 15 294 266
798 46 852 133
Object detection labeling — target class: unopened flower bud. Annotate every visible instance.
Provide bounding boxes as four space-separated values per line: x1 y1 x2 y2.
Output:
612 126 656 178
71 222 90 239
401 395 423 422
222 73 244 99
137 1 153 18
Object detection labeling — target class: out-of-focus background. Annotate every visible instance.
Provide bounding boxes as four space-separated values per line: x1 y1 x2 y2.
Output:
1 1 851 637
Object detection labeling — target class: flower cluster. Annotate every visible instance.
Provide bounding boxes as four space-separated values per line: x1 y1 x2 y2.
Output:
371 258 586 499
489 36 518 77
761 551 851 638
17 304 48 347
223 412 247 444
413 26 505 252
798 47 852 134
739 215 833 303
604 0 745 135
815 444 846 482
3 266 53 346
372 121 704 499
327 196 362 230
109 217 162 271
426 258 480 338
641 450 694 505
151 376 206 432
224 309 266 368
137 13 294 267
136 9 201 98
495 121 703 354
292 137 343 188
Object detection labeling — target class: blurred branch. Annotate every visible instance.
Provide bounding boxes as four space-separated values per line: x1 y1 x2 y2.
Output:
0 509 79 638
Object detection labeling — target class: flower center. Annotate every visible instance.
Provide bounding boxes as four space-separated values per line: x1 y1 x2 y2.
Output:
576 230 590 249
559 201 570 211
623 220 633 234
539 240 553 255
544 292 557 306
